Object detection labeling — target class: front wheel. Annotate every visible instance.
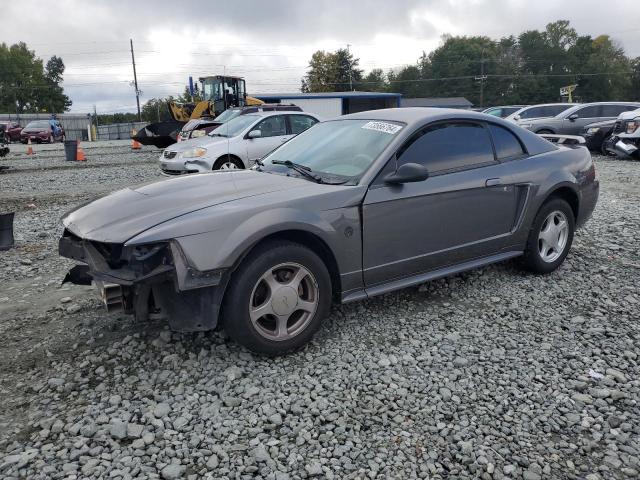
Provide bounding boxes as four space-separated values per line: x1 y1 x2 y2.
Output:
222 241 332 355
213 156 244 170
523 198 575 274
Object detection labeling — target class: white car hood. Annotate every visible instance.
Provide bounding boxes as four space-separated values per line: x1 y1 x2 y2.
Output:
164 135 233 153
617 109 640 121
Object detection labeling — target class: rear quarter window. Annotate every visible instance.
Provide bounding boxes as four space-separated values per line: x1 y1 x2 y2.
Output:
488 124 526 160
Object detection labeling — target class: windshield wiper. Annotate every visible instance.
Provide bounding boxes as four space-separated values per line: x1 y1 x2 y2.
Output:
272 160 323 183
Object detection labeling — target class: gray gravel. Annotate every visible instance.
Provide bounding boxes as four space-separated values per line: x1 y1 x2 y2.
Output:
0 149 639 479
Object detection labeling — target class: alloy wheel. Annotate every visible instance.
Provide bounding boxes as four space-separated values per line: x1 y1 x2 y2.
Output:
538 210 569 263
249 262 319 341
220 161 238 170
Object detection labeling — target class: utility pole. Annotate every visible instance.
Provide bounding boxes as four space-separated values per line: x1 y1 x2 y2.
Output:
347 44 353 91
475 51 488 108
130 38 141 121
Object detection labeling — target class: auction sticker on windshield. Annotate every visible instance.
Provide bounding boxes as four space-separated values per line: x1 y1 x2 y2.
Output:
361 121 402 134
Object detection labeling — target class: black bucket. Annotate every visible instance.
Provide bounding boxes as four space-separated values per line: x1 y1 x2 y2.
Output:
0 212 15 251
64 140 77 162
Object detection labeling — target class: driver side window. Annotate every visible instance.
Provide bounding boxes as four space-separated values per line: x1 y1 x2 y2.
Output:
397 121 496 175
252 116 287 137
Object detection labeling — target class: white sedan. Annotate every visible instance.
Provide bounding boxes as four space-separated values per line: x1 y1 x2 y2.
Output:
159 111 321 175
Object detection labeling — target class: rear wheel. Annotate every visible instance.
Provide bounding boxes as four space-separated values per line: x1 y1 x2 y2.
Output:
222 241 331 355
213 156 243 170
523 198 575 274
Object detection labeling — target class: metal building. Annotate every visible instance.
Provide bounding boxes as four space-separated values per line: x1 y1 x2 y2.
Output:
251 92 402 118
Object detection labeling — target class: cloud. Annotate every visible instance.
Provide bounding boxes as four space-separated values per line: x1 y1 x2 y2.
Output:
1 0 638 113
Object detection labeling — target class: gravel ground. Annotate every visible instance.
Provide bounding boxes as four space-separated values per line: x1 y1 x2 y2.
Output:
0 145 638 479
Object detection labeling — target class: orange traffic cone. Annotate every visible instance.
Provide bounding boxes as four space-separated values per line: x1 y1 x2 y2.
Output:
76 140 86 161
131 138 142 150
26 137 34 156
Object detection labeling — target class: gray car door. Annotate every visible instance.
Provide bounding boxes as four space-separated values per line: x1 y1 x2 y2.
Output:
560 105 602 134
246 115 290 163
362 121 521 287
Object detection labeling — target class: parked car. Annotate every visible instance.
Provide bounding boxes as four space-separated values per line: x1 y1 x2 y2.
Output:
0 121 22 142
20 120 65 143
505 103 578 122
482 105 525 118
177 104 302 142
518 102 640 135
59 107 599 355
602 108 640 159
160 111 320 175
581 119 617 154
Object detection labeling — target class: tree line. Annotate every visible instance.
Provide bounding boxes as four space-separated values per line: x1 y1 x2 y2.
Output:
0 42 71 114
301 20 640 107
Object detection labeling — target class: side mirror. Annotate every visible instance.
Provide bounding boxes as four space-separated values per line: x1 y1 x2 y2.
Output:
568 113 579 121
513 114 521 121
384 163 429 185
248 130 262 139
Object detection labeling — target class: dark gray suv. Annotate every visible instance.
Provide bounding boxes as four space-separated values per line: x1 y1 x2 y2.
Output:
519 102 640 135
59 108 599 355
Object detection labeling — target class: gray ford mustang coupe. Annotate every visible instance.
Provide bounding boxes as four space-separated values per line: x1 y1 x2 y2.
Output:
59 108 599 355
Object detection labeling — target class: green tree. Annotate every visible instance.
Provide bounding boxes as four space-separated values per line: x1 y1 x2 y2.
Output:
360 68 388 92
630 57 640 101
0 42 71 113
301 48 362 92
378 19 637 106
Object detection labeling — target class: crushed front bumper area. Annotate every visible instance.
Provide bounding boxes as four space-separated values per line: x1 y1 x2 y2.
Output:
58 230 228 331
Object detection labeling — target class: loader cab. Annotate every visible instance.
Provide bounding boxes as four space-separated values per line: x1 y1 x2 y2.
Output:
200 76 247 116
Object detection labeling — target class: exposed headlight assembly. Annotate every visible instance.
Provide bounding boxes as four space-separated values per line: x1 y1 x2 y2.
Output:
519 123 533 129
182 147 208 158
586 127 600 134
626 119 640 134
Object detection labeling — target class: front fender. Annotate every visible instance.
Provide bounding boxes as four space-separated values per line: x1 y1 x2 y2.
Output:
177 208 338 271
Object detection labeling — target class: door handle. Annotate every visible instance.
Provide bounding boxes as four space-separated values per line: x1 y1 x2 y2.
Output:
485 178 502 187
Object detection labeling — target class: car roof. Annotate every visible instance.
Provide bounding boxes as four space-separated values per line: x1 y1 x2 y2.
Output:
247 110 315 118
520 103 578 109
562 101 640 114
338 107 508 126
484 105 525 109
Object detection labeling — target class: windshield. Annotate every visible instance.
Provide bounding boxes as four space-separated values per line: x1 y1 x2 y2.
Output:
213 109 242 123
261 119 404 180
26 121 50 129
210 114 258 137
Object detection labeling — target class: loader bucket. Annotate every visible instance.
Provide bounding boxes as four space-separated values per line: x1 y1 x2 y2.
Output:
132 120 185 149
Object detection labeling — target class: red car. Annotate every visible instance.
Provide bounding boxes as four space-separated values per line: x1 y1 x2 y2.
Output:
0 121 22 142
20 120 65 143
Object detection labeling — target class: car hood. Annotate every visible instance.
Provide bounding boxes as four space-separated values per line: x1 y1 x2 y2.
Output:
63 170 307 243
164 135 232 153
617 109 640 121
518 116 557 124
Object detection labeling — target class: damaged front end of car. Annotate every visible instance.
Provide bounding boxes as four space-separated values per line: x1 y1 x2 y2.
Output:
58 229 228 331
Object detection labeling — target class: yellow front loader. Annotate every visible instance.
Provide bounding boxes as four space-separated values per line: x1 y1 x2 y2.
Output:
134 75 264 148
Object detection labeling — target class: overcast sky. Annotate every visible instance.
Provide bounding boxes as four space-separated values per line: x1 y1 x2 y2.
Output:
2 0 639 114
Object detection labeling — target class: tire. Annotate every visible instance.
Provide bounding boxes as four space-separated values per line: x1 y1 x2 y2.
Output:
222 240 332 355
523 198 575 274
213 156 244 170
